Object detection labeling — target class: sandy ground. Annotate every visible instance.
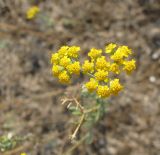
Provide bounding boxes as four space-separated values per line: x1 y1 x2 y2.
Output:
0 0 160 155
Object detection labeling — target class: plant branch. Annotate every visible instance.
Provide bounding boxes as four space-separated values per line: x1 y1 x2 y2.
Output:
63 134 88 155
70 114 85 141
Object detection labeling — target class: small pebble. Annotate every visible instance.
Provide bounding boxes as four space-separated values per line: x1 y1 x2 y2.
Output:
152 53 159 60
152 49 160 60
149 76 156 83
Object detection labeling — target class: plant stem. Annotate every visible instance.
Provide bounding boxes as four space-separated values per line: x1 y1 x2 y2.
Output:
71 114 85 140
63 134 88 155
84 105 99 114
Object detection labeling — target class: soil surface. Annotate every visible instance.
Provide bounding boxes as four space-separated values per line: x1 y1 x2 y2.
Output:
0 0 160 155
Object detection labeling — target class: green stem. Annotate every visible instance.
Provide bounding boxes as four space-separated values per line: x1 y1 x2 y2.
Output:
84 105 99 114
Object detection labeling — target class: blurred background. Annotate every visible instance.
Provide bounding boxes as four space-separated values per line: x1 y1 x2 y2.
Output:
0 0 160 155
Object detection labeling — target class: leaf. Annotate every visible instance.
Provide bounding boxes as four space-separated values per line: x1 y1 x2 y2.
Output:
68 106 77 111
95 108 101 122
85 132 93 144
71 110 82 116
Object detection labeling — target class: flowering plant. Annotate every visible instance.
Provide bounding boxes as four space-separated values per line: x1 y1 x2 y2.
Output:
26 6 40 20
51 43 136 154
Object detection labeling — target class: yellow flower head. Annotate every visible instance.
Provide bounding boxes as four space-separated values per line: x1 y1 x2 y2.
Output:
82 60 94 74
59 56 71 68
51 44 136 91
51 53 59 64
111 50 124 62
123 59 136 74
52 65 62 76
58 46 69 57
97 85 110 98
26 6 40 19
110 79 123 95
85 78 98 92
94 70 108 81
21 153 27 155
95 56 110 71
88 48 102 60
67 61 80 75
58 71 70 84
67 46 80 58
120 46 132 57
109 63 120 74
105 43 117 53
111 46 132 62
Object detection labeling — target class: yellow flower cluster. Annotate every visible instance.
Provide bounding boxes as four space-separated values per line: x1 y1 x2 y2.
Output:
21 153 27 155
84 44 136 97
51 43 136 98
51 46 81 84
82 60 94 74
123 59 136 74
88 48 102 60
110 45 132 62
26 6 40 19
105 43 117 53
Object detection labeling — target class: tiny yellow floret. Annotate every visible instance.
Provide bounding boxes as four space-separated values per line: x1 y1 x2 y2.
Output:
51 53 59 64
58 46 69 57
120 46 132 57
21 153 27 155
88 48 102 60
95 70 108 81
67 61 80 75
95 56 110 71
58 71 70 84
111 46 132 62
52 65 62 76
111 50 124 62
82 60 94 74
109 63 120 74
59 56 71 68
123 59 136 74
97 85 110 98
67 46 80 58
85 78 98 92
26 6 40 19
105 43 117 53
110 79 123 95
